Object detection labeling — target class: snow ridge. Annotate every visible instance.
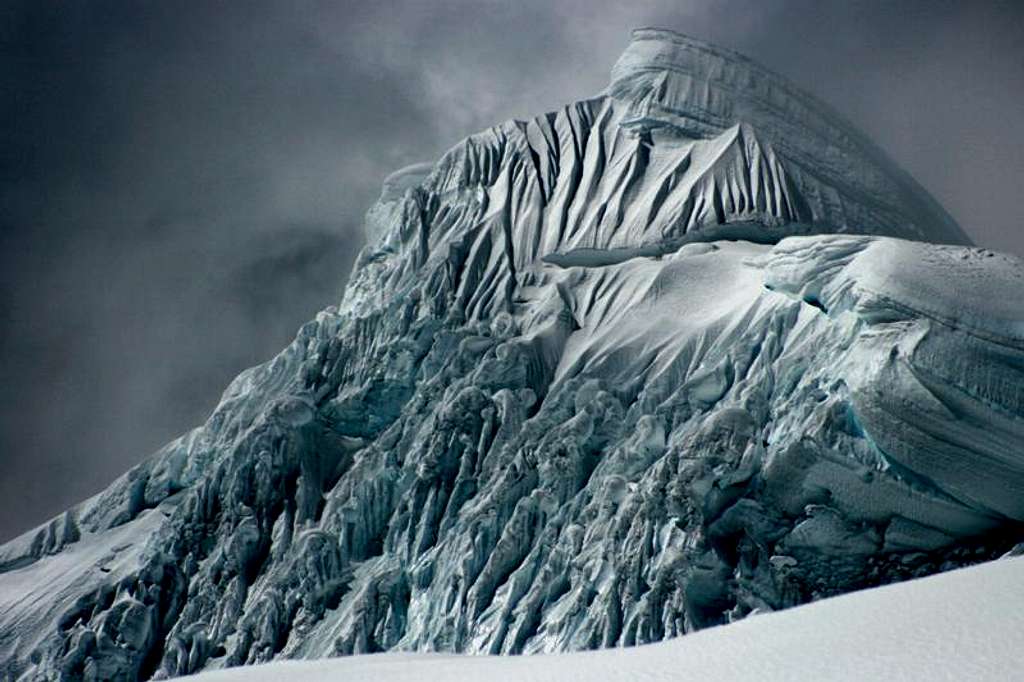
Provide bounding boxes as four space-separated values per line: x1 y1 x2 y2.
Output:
611 28 968 244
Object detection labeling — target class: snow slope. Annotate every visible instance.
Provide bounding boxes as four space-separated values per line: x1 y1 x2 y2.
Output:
185 556 1024 681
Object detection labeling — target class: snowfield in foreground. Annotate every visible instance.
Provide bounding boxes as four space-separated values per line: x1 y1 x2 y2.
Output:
186 556 1023 681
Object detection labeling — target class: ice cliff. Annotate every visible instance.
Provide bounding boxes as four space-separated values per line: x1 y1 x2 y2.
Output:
1 28 1021 681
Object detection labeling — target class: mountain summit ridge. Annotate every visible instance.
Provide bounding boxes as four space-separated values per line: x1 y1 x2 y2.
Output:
610 27 968 244
1 29 1021 681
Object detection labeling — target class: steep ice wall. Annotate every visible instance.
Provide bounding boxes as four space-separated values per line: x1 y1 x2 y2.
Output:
179 557 1024 682
1 29 1020 682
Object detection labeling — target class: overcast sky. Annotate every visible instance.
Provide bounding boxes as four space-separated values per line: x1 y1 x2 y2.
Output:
2 0 1022 541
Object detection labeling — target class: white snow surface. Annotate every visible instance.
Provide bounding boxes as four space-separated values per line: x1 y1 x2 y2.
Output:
184 556 1024 682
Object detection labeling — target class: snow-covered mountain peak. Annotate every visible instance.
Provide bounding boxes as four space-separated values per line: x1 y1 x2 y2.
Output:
1 30 1021 682
345 28 971 328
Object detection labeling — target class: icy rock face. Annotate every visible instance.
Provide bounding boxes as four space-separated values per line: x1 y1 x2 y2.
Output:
1 28 1022 681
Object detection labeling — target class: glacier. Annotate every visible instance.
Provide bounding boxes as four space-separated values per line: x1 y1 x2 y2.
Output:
181 556 1024 682
1 28 1022 681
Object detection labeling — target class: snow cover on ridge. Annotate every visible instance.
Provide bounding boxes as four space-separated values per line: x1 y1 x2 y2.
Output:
1 28 1021 681
610 29 968 245
181 556 1024 682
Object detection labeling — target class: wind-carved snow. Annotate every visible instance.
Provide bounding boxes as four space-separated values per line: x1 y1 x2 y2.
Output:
610 29 967 245
1 28 1021 681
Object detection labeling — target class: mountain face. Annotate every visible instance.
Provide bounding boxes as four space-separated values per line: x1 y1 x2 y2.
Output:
2 28 1022 681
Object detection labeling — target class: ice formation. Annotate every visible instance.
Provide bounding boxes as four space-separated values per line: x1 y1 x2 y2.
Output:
182 557 1024 682
1 28 1021 681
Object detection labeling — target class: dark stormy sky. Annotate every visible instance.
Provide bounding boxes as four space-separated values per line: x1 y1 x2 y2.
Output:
2 0 1023 541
